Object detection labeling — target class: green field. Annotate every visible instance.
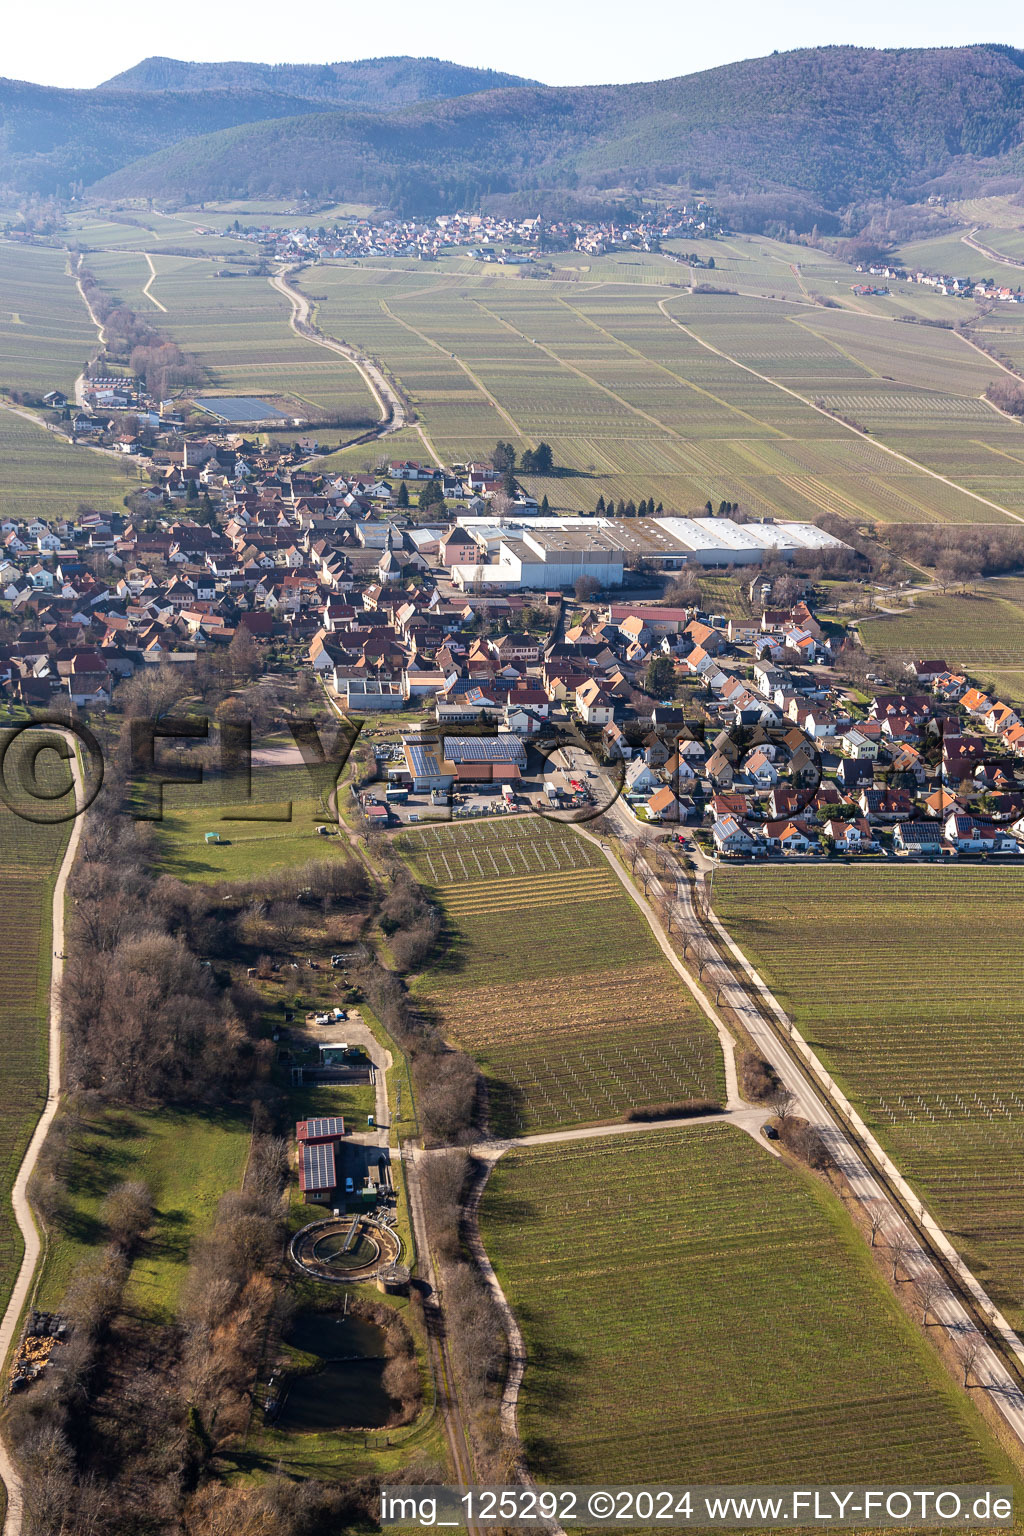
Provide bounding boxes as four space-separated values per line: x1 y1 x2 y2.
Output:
714 866 1024 1330
0 243 96 395
153 761 342 881
859 582 1024 667
481 1125 1016 1484
397 818 723 1135
0 409 135 521
36 1103 251 1320
298 244 1024 525
0 732 73 1319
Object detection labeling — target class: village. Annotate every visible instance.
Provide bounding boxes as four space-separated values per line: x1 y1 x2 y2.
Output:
0 406 1021 864
209 202 722 266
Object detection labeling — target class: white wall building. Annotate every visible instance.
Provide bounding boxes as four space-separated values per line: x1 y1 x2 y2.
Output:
448 516 849 590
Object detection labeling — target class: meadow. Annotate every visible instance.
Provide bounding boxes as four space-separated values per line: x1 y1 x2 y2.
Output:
859 583 1024 667
397 817 723 1135
480 1125 1016 1485
152 760 342 881
302 247 1024 526
35 1104 252 1321
714 866 1024 1330
0 731 73 1319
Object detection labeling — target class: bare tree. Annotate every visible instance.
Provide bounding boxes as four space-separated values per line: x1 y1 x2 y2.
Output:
767 1083 795 1123
956 1330 982 1388
692 941 713 982
100 1180 153 1253
866 1201 885 1249
914 1274 941 1327
888 1226 911 1283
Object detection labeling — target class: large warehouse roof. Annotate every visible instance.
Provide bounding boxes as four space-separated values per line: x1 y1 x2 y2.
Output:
451 514 849 562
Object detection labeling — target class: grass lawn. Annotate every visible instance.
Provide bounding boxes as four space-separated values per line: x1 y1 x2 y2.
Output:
153 762 342 881
715 865 1024 1331
481 1124 1020 1486
397 818 723 1135
36 1103 252 1321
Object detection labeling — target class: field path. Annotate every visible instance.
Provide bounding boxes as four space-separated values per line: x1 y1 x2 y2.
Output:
141 253 167 312
658 297 1024 526
0 736 85 1536
269 265 406 441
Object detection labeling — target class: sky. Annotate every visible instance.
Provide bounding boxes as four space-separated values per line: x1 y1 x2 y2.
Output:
6 0 1022 89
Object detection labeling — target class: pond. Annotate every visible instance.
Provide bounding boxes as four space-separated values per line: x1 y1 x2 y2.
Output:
278 1312 393 1432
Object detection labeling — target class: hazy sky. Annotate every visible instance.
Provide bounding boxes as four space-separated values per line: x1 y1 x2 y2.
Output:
7 0 1022 89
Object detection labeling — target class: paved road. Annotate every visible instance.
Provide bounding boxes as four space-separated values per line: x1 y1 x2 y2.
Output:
0 736 86 1536
269 266 407 442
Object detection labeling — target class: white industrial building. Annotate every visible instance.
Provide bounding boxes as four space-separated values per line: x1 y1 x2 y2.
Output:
447 516 849 590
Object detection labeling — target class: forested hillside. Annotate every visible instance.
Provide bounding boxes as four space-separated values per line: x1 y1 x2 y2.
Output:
5 45 1024 223
100 55 536 106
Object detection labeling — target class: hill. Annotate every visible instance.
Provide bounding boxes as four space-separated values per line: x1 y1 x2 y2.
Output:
93 45 1024 221
100 54 537 107
0 77 343 195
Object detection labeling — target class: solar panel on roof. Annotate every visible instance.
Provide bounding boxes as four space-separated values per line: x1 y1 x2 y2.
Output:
300 1140 337 1191
443 736 526 764
306 1118 345 1139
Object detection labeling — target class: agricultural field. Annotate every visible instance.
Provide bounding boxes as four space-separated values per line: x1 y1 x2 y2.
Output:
0 242 96 395
481 1125 1016 1485
859 582 1024 666
397 818 723 1135
714 866 1024 1331
303 247 1024 526
123 256 379 427
0 410 136 521
0 731 73 1319
66 207 256 260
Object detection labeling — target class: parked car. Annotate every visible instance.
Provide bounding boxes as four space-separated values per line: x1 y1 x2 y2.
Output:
760 1123 780 1141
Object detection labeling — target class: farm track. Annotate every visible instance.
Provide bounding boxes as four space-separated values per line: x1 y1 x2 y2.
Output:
0 739 84 1536
141 253 167 312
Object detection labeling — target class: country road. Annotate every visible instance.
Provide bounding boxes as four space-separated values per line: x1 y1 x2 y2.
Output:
0 736 85 1536
962 227 1024 272
269 265 407 442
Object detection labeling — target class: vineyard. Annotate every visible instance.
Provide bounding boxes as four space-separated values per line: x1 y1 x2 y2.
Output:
714 866 1024 1329
859 587 1024 667
397 819 723 1134
480 1125 1014 1484
0 733 73 1319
